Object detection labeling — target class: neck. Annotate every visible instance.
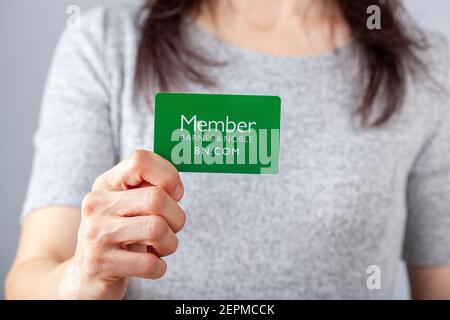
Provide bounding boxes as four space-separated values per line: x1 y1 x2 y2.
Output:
195 0 351 56
222 0 336 30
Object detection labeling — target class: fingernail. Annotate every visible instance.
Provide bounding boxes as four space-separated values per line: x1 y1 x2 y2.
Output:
172 184 183 200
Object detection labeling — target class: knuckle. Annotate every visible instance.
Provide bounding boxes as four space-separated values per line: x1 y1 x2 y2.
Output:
92 174 105 190
173 208 186 233
83 219 112 245
139 255 158 279
141 255 167 280
171 168 182 184
81 191 106 216
168 235 179 255
84 248 107 276
129 149 150 170
144 215 168 242
84 221 100 241
148 187 166 212
163 168 181 190
155 260 167 279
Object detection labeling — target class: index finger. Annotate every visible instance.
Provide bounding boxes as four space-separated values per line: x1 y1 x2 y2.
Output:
92 150 184 201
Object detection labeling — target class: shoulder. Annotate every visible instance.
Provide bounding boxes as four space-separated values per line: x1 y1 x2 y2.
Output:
77 2 144 41
421 30 450 61
416 29 450 87
56 2 144 56
58 2 146 90
411 29 450 134
407 29 450 106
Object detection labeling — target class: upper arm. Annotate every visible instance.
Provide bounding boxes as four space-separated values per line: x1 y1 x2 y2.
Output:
15 8 116 262
22 7 116 221
403 36 450 298
406 123 450 299
403 107 450 267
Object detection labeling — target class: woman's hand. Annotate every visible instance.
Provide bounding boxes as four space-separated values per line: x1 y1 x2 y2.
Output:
58 150 186 299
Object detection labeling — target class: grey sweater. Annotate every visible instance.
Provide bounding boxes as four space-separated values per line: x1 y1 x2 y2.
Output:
23 3 450 299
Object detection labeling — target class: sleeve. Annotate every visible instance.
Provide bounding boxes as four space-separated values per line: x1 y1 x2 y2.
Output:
402 46 450 265
21 7 117 221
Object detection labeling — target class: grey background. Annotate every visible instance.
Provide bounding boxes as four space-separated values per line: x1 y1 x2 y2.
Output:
0 0 449 300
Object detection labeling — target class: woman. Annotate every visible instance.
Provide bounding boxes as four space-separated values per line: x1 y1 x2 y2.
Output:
5 0 450 299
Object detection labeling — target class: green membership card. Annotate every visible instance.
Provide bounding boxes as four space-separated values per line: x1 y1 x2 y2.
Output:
153 93 281 174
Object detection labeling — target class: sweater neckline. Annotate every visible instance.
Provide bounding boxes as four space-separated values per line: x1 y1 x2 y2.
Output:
182 15 359 71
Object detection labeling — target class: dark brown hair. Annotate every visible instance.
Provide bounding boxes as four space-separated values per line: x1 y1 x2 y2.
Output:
135 0 426 126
